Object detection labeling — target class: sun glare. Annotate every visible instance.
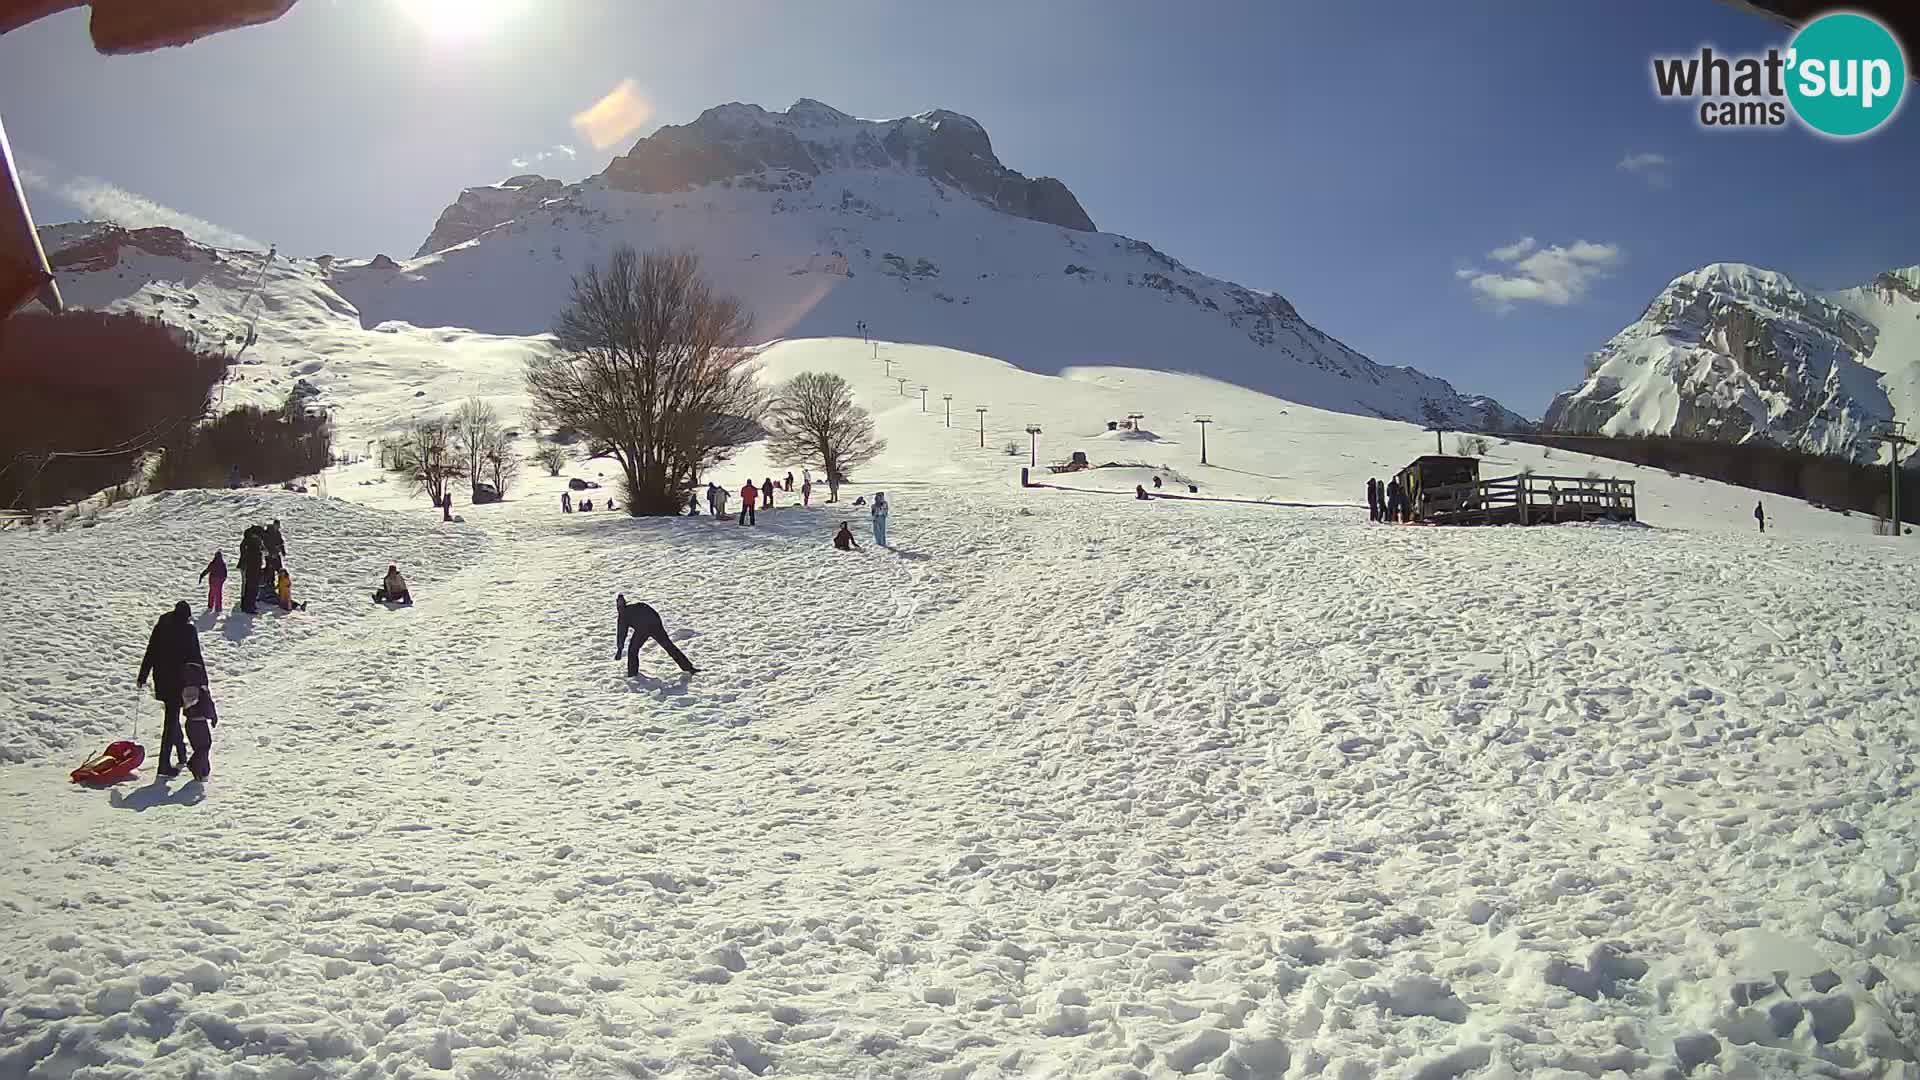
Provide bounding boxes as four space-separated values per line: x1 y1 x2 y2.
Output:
398 0 513 42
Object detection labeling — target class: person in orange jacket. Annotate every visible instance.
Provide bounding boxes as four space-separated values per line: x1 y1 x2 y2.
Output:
738 480 758 525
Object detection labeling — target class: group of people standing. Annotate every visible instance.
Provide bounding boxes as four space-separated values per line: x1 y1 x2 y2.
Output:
1366 477 1410 523
200 519 297 616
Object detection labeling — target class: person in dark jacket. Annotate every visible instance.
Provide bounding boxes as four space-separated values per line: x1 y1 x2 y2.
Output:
561 491 572 513
615 594 697 676
373 565 412 605
1136 485 1151 500
238 527 265 614
833 523 860 550
198 550 228 613
1366 478 1380 522
1384 481 1404 523
137 601 204 777
1754 501 1765 532
263 520 287 575
785 471 794 492
761 477 776 510
179 660 218 781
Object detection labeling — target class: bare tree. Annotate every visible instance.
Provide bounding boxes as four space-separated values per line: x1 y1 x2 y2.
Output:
534 444 569 476
452 398 502 497
526 247 761 514
391 418 465 507
482 432 520 496
764 372 886 499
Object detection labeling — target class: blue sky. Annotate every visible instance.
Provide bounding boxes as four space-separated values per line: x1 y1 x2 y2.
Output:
2 0 1916 416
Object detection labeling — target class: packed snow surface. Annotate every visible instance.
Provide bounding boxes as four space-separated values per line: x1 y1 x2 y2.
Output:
3 339 1919 1079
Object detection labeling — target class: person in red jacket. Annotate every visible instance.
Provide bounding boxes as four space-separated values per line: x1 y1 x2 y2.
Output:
738 480 758 525
198 550 227 613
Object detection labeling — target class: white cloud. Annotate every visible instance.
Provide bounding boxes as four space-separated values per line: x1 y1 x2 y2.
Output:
509 144 578 171
21 166 262 250
1617 151 1671 188
1459 238 1624 312
1488 236 1538 262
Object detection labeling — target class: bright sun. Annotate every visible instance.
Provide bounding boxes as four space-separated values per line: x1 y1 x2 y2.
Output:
398 0 512 41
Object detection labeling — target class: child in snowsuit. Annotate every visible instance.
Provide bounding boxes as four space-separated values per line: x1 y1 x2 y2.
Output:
179 660 218 781
274 568 302 611
615 594 697 676
802 478 813 506
199 550 228 613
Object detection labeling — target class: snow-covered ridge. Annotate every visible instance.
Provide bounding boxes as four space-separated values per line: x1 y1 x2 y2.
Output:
1545 260 1920 464
591 98 1097 234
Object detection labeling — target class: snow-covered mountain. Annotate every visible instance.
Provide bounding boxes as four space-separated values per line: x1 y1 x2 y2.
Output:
1543 262 1920 464
361 98 1529 431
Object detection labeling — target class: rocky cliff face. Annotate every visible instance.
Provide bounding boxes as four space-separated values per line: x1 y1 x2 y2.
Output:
1543 263 1915 463
415 174 568 257
597 99 1097 232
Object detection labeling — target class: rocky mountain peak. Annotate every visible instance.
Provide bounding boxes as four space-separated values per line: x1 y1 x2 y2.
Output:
415 174 569 257
598 98 1096 232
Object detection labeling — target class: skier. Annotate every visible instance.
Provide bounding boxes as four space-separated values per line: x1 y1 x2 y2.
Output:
136 601 204 778
785 471 794 492
373 565 412 605
561 491 572 513
802 477 813 507
834 522 860 550
179 660 218 782
871 492 890 547
198 550 228 613
1754 501 1765 533
615 594 698 676
738 480 758 525
238 527 265 614
762 477 776 510
1366 478 1380 522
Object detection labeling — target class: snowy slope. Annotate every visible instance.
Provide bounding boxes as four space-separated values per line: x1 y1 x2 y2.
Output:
1545 262 1920 465
2 345 1918 1076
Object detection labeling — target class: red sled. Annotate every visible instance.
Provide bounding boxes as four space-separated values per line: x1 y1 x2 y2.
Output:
71 740 145 785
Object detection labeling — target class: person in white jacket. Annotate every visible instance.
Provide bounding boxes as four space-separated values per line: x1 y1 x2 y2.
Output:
870 492 890 547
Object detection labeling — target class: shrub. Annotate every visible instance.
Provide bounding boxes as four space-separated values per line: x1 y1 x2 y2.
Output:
534 444 569 476
0 310 227 508
149 391 333 492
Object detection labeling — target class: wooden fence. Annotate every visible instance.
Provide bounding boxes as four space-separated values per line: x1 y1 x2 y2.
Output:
1421 473 1636 526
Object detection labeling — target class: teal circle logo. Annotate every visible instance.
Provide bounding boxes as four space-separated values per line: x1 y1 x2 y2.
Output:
1786 12 1906 137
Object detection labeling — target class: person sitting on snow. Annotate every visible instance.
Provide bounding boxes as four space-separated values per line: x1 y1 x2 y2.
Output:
373 565 412 605
1136 485 1151 500
833 523 860 551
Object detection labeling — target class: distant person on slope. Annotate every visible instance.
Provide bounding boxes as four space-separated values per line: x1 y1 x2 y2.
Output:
198 550 228 613
1152 476 1162 489
1366 478 1380 522
178 661 219 782
238 526 265 614
1754 501 1765 533
615 594 698 676
834 522 860 550
871 492 890 547
762 477 776 510
689 490 701 516
373 565 412 605
739 481 758 525
137 601 204 778
561 491 572 513
715 484 729 519
802 477 813 506
1136 485 1151 500
785 472 794 492
274 567 305 611
263 519 287 576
